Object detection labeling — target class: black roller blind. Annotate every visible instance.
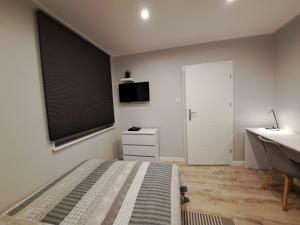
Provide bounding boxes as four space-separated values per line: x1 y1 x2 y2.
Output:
37 11 114 143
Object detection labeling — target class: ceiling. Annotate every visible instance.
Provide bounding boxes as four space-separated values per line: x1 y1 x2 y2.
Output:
33 0 300 56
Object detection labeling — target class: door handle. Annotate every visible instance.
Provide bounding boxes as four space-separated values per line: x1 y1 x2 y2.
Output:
188 109 196 121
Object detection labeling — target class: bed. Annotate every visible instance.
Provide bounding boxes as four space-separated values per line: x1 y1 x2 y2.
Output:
0 159 182 225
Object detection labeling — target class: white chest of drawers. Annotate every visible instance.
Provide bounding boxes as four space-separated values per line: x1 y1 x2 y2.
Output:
122 128 160 162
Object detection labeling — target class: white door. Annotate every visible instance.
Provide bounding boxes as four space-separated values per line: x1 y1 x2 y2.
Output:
184 61 233 165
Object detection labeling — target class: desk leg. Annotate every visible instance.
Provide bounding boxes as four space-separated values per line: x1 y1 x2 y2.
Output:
245 131 269 169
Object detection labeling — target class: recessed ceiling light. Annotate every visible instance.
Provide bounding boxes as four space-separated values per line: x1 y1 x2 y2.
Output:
227 0 236 3
141 8 150 20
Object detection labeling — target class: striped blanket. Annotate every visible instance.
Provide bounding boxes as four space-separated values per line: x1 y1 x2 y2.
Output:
1 159 181 225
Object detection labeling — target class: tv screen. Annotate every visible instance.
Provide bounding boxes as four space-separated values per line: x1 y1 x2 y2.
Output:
119 82 150 102
37 11 115 144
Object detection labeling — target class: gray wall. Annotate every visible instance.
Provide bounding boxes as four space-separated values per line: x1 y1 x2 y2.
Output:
113 35 275 161
0 0 118 213
274 15 300 133
2 0 298 215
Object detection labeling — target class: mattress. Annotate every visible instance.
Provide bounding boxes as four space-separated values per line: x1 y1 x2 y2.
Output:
1 159 181 225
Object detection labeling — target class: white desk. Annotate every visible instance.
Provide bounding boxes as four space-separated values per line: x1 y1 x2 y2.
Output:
245 128 300 169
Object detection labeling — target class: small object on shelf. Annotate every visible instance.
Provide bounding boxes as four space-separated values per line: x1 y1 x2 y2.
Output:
120 70 134 83
125 70 131 78
128 126 141 131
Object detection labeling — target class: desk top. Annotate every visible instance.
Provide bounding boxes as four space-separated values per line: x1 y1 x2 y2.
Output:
247 128 300 153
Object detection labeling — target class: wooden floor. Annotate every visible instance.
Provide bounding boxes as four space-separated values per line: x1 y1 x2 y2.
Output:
179 165 300 225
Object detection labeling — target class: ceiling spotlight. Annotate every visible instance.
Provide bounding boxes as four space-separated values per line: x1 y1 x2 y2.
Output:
141 8 150 20
227 0 236 3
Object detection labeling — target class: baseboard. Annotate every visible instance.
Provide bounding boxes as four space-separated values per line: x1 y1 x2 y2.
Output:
231 161 245 166
160 157 185 162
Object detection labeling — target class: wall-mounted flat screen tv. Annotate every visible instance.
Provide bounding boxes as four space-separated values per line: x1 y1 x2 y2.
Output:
119 82 150 102
37 10 115 146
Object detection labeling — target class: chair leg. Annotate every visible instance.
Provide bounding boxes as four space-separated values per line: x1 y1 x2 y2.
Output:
262 169 276 189
283 175 291 211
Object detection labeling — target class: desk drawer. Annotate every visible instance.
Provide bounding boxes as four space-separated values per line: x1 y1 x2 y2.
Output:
122 134 156 146
123 145 158 157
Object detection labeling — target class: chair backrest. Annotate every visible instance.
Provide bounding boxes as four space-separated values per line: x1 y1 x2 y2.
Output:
258 136 300 178
291 159 300 172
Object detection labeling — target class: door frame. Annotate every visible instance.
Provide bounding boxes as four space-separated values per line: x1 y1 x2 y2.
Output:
181 60 234 164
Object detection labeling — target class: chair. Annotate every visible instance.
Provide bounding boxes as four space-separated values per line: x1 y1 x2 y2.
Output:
258 136 300 211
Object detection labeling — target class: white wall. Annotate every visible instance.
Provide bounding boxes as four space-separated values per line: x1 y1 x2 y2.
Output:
274 15 300 132
113 35 275 161
0 0 118 213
